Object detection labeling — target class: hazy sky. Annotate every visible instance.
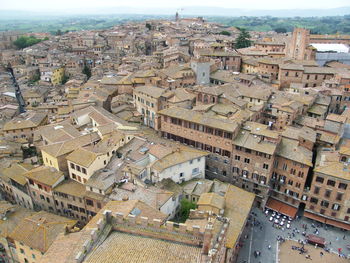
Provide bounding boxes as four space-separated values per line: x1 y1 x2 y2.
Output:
1 0 349 11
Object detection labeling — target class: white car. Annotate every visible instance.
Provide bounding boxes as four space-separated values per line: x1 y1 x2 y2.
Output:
274 219 279 224
265 210 269 215
280 221 284 226
269 216 274 222
288 217 293 221
286 223 291 229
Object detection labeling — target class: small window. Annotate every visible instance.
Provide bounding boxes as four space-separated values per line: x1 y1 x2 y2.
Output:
327 180 335 187
310 197 318 204
316 176 324 183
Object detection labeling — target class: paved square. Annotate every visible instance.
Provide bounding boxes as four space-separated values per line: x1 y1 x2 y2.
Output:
279 240 348 263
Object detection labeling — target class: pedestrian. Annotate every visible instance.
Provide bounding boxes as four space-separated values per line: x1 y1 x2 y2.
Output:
343 235 346 240
320 251 323 257
329 241 331 245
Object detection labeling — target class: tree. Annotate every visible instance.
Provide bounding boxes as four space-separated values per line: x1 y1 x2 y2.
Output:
82 64 91 80
274 27 287 33
145 23 152 30
178 199 196 222
13 36 41 49
219 30 231 36
61 74 69 85
234 29 252 49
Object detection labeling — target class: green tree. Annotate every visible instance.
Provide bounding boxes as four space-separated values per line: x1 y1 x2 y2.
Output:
178 199 196 222
274 27 287 33
61 73 69 85
219 30 231 36
145 23 152 30
234 29 252 49
13 36 41 49
82 64 91 80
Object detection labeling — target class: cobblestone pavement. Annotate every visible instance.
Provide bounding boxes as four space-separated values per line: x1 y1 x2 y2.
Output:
237 207 350 263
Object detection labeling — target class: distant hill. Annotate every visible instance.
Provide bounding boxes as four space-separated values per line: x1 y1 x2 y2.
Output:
0 6 349 18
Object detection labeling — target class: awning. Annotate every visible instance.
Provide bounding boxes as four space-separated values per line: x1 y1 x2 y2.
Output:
265 198 297 218
307 234 325 247
304 211 326 223
325 218 350 231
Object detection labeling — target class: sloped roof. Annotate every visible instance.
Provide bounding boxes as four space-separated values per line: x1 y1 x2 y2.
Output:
9 211 76 253
24 166 63 186
152 147 208 173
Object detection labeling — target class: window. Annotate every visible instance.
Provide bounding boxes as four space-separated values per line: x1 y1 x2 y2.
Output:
296 182 301 188
82 168 86 174
320 200 329 208
339 183 347 190
235 155 240 161
20 249 25 254
315 176 324 183
179 172 184 177
327 180 335 187
325 190 331 198
232 167 240 174
46 197 50 203
336 193 343 201
76 165 81 172
97 202 101 209
70 163 75 169
314 186 320 195
310 197 318 204
192 168 199 175
72 173 77 179
242 170 249 177
244 158 250 164
263 163 269 169
332 204 340 211
86 199 94 206
40 194 45 200
282 163 288 171
288 180 293 186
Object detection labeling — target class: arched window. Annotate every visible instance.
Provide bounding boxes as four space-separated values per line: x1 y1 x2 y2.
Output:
203 95 208 103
